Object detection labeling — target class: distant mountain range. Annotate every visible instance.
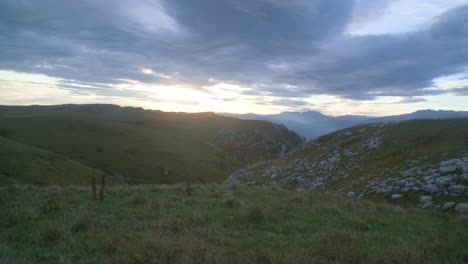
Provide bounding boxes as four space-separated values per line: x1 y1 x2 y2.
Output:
221 110 468 140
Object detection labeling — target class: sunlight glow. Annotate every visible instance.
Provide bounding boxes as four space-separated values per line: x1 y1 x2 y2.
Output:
1 70 467 116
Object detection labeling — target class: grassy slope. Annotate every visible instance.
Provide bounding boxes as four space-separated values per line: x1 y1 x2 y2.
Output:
1 184 467 263
0 136 104 185
228 118 468 204
0 108 301 184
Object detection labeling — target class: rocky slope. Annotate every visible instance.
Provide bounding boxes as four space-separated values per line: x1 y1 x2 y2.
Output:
225 118 468 213
210 123 303 164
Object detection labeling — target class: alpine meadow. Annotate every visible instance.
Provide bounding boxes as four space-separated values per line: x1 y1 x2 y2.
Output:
1 1 468 263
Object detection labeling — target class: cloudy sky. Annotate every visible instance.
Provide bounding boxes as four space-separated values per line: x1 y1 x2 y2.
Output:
1 0 467 116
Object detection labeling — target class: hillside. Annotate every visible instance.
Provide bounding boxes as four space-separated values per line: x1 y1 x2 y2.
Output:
0 104 303 185
1 184 467 263
222 110 468 140
226 118 468 213
0 136 105 185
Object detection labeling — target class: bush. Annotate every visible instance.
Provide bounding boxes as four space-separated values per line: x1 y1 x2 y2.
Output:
288 195 304 205
131 194 148 205
223 196 240 208
247 207 265 223
150 199 161 210
40 194 62 214
316 232 362 262
39 222 61 245
71 210 94 232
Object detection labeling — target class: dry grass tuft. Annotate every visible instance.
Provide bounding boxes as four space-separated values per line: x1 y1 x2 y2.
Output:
247 207 265 223
315 232 362 262
71 209 95 232
223 195 241 208
130 194 148 205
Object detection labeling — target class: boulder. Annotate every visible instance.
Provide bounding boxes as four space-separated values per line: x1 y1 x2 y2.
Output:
420 201 432 209
401 187 410 193
435 176 453 187
395 180 406 187
422 184 440 193
419 196 432 202
461 173 468 181
442 202 455 210
391 194 403 200
454 203 468 214
448 185 467 194
346 191 355 198
439 165 457 173
376 186 392 193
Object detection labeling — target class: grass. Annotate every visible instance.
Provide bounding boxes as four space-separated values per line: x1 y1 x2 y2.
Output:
0 136 104 185
1 184 467 263
0 106 302 185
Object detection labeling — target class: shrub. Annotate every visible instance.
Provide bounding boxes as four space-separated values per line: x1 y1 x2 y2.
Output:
40 194 62 214
131 194 148 205
315 232 362 262
150 199 161 210
289 195 304 205
162 197 182 210
39 222 61 245
71 210 94 232
223 195 240 208
247 207 265 223
209 188 221 198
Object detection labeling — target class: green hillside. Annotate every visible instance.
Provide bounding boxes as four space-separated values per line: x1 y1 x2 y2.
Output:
226 118 468 212
1 184 467 263
0 104 303 185
0 136 104 185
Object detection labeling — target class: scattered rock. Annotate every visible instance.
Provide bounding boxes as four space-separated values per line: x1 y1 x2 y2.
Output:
420 196 432 202
448 185 467 194
421 201 432 209
435 176 453 187
439 165 457 173
391 194 403 199
454 203 468 214
461 173 468 181
422 184 440 193
346 192 355 198
442 202 455 210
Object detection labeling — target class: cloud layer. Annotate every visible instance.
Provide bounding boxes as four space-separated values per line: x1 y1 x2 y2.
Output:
0 0 467 109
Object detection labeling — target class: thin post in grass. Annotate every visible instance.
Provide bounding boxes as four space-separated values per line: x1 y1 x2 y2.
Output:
185 175 192 196
98 174 106 203
91 176 97 201
91 174 106 203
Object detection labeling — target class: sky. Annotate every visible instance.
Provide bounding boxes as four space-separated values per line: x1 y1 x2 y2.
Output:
0 0 468 116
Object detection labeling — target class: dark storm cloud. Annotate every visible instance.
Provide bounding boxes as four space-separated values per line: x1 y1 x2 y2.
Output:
395 97 428 104
449 87 468 96
0 0 467 101
283 4 468 100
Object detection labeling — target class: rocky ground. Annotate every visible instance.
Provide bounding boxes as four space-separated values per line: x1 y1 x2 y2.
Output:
225 119 468 213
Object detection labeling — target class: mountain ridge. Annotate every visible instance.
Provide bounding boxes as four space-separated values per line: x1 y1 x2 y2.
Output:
221 109 468 140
